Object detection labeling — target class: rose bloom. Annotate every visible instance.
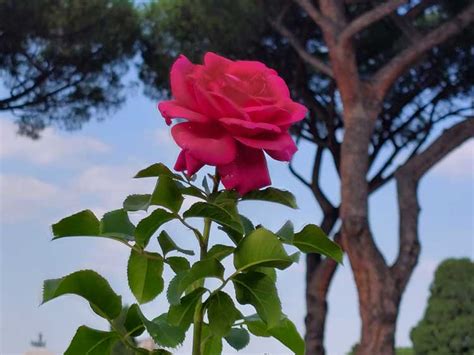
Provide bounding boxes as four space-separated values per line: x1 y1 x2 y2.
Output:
158 52 307 195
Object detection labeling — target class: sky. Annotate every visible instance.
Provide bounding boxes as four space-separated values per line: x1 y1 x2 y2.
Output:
0 81 473 355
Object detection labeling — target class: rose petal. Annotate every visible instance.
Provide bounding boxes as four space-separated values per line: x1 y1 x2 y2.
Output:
218 144 271 195
265 146 297 161
219 117 281 136
174 150 205 176
229 60 272 79
244 101 307 126
193 84 248 120
204 52 233 74
244 105 291 124
158 100 209 125
279 100 308 125
170 55 198 110
264 74 290 99
171 122 237 165
234 132 298 162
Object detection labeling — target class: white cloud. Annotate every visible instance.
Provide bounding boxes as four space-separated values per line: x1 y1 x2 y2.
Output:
73 165 156 209
431 140 474 179
0 119 110 165
0 174 60 223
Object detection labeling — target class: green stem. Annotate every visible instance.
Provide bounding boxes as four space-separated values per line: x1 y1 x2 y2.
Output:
192 172 219 355
192 301 204 355
192 217 211 355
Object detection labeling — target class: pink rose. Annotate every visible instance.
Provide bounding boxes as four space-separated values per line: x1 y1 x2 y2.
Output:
158 52 307 195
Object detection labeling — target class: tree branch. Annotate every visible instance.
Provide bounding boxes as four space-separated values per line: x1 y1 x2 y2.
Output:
269 19 334 77
293 0 335 32
399 118 474 181
373 3 474 98
339 0 407 46
391 118 474 286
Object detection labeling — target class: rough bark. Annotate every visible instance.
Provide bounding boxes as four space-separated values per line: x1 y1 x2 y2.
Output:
305 213 339 355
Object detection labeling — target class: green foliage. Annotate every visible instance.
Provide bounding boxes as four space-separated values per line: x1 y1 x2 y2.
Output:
138 312 185 348
242 188 298 209
0 0 139 137
293 225 344 263
207 291 241 337
123 194 151 212
100 209 135 240
150 176 184 213
44 163 343 354
184 202 244 234
65 326 119 355
411 258 474 355
158 231 194 256
233 271 282 329
206 244 235 261
224 328 250 350
52 210 100 237
168 288 206 330
42 270 122 319
167 259 225 305
245 314 305 355
127 249 164 304
134 208 174 247
234 228 295 271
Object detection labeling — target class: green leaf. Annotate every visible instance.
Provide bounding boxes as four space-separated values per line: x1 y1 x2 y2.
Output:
179 185 207 199
166 256 191 273
293 225 343 263
245 314 270 337
168 287 206 330
184 202 243 235
42 270 122 319
207 291 240 337
224 328 250 351
158 231 194 256
123 194 151 212
124 304 145 337
135 208 175 247
206 244 235 261
167 259 224 305
134 163 182 180
100 209 135 240
202 335 222 355
202 176 211 194
213 190 239 219
276 221 294 242
64 326 119 355
253 267 277 283
201 325 223 355
150 175 184 212
51 209 135 243
240 215 255 235
52 210 100 239
234 228 294 271
232 271 282 329
127 249 164 304
267 317 305 355
218 214 254 245
137 311 185 348
245 315 305 355
242 187 298 209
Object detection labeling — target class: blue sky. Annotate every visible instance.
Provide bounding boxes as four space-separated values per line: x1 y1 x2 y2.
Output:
1 81 473 355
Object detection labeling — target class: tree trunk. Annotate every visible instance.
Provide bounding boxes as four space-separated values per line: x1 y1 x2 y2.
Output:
305 214 339 355
339 105 400 355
